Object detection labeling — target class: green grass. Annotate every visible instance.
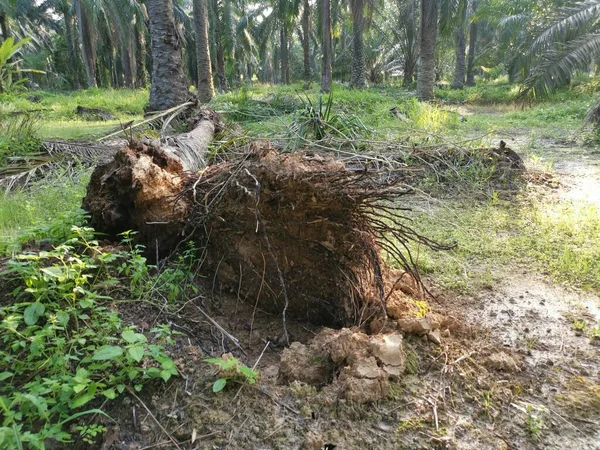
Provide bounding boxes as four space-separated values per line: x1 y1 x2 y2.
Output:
0 88 148 140
0 170 90 251
408 195 600 292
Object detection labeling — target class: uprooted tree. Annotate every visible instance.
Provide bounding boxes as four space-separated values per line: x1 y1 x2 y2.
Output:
83 108 452 341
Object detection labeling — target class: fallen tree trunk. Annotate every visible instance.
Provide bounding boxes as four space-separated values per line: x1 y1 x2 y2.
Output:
83 108 446 330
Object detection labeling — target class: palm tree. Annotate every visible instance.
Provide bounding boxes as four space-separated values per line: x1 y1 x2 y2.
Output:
522 0 600 97
193 0 214 102
416 0 440 100
301 0 311 83
396 0 419 86
465 0 478 86
350 0 366 88
146 0 188 111
322 0 332 92
451 28 466 88
74 0 96 87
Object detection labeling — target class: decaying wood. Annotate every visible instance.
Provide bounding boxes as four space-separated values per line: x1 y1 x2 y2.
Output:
75 106 116 121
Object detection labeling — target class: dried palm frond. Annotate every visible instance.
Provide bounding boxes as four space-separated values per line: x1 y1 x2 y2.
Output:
0 140 122 193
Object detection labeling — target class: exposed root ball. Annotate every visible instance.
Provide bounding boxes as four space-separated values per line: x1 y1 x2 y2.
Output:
183 146 445 327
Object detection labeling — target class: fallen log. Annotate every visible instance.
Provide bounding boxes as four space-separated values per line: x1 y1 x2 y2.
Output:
83 108 446 329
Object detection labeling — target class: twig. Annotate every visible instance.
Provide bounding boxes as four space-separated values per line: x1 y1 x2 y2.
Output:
192 301 247 356
127 387 182 450
425 397 439 431
252 341 271 370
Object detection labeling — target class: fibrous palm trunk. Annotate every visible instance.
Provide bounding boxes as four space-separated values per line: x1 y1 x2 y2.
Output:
321 0 332 93
465 19 477 86
136 28 149 88
350 0 366 89
75 0 97 88
280 24 290 84
193 0 215 102
451 29 466 89
146 0 188 111
302 0 312 84
416 0 439 101
0 12 10 40
63 11 81 89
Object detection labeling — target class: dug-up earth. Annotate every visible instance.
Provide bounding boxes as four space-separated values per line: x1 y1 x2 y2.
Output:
93 136 599 450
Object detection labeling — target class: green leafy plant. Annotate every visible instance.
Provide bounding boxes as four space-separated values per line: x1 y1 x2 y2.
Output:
287 93 369 147
204 356 259 393
572 319 587 333
0 37 45 94
524 405 545 440
0 227 178 449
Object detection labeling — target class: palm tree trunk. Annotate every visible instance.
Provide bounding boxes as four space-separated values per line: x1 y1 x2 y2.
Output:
466 7 478 86
350 0 366 89
403 60 415 86
0 12 10 40
136 28 149 88
63 11 81 89
416 0 439 101
75 0 97 88
302 0 311 84
146 0 189 111
451 29 466 89
122 44 135 88
193 0 215 102
321 0 332 93
280 24 290 84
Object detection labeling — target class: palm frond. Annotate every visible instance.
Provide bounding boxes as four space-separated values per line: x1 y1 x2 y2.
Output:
531 0 600 53
522 33 600 97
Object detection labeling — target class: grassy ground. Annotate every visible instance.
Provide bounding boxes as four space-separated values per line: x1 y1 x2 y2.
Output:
1 82 599 294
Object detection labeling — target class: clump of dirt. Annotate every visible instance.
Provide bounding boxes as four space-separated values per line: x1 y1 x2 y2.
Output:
83 141 189 251
280 328 406 403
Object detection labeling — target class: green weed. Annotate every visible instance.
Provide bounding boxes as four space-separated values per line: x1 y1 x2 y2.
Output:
204 355 259 393
0 227 178 448
524 406 545 441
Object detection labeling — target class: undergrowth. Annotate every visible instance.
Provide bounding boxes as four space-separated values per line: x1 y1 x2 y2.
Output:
0 227 179 448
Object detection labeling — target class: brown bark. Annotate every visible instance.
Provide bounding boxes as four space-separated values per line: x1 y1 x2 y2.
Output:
193 0 214 102
146 0 188 111
321 0 332 93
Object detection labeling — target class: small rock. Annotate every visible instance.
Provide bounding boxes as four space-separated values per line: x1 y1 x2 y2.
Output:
397 316 432 334
427 329 442 345
485 352 520 372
